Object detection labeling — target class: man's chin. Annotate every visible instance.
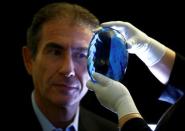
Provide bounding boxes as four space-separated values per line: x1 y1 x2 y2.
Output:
52 96 80 107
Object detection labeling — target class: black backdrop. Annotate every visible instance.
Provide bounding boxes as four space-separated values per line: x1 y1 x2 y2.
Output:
3 0 185 126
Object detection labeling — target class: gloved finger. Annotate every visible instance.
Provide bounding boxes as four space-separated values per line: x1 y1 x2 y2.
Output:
101 21 130 28
86 80 95 90
92 72 113 86
101 21 133 40
86 79 103 91
92 26 102 33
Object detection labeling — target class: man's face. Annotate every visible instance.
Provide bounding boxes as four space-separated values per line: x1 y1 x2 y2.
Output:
26 19 93 107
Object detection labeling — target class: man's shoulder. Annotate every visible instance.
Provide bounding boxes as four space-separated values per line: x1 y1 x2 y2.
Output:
79 106 118 131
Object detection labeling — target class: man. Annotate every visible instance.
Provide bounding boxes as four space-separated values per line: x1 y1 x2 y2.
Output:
22 2 117 131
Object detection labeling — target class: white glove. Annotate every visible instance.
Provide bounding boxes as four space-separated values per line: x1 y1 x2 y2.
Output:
101 21 167 66
86 72 139 119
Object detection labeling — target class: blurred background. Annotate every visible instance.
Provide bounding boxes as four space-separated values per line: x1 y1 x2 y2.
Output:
3 0 184 127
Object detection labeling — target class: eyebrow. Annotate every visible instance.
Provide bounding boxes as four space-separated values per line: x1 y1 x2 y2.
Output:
45 42 63 50
72 47 88 52
44 42 88 51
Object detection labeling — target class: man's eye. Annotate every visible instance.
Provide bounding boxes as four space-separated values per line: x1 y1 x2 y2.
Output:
79 53 87 58
75 53 87 59
49 48 62 56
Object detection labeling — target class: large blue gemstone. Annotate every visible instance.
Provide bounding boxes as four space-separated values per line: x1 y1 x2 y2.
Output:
87 27 128 82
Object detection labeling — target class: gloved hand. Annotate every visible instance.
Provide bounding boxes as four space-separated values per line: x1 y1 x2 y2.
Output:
86 72 139 119
101 21 167 66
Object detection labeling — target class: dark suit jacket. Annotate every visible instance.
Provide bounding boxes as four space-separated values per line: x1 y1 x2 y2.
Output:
23 94 118 131
121 53 185 131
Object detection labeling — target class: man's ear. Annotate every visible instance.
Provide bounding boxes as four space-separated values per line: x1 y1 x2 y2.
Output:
22 46 33 75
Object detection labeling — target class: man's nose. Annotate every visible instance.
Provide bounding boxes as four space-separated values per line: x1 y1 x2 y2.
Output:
59 52 75 77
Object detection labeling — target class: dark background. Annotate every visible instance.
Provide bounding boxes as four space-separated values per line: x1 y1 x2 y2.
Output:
3 0 184 126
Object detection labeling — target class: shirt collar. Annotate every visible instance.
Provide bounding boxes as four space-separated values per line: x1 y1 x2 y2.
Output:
31 91 79 131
